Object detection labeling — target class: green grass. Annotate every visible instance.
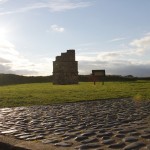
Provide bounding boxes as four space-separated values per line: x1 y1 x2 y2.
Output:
0 81 150 107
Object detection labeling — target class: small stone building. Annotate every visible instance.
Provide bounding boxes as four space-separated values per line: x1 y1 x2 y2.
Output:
53 49 78 85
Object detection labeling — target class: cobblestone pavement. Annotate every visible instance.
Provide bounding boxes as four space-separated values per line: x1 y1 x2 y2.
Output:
0 98 150 150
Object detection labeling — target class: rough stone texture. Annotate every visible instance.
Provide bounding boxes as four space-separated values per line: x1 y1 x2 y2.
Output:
53 49 78 85
0 98 150 150
123 142 146 150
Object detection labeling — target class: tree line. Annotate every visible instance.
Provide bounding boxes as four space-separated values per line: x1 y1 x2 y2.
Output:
0 74 52 85
0 73 150 86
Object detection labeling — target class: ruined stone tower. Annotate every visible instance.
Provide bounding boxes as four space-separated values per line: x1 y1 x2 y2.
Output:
53 49 78 85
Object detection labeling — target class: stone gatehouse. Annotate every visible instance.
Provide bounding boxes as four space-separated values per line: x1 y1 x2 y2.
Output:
53 49 78 85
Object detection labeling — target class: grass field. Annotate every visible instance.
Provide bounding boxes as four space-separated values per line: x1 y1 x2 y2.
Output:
0 81 150 107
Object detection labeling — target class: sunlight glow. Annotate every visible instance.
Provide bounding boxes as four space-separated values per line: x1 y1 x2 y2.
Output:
0 27 10 39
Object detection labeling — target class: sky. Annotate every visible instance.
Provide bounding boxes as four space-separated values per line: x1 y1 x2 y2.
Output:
0 0 150 77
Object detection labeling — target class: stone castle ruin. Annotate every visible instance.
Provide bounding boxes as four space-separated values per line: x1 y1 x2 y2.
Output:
53 49 78 85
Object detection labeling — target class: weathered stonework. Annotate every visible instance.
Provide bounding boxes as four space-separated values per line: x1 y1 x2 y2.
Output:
53 49 78 85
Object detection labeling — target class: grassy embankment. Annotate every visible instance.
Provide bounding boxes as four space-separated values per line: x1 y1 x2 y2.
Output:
0 81 150 107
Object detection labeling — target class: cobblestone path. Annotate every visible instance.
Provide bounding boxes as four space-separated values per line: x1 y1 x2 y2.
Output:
0 98 150 150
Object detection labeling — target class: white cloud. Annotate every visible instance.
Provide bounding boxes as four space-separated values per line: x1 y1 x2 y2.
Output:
109 37 126 42
144 32 150 36
77 51 127 62
32 58 53 76
50 24 64 32
77 55 96 62
0 57 10 63
97 52 123 61
130 35 150 53
0 39 18 54
77 34 150 77
0 32 150 77
47 0 91 12
78 58 150 77
0 37 55 76
0 64 11 73
0 0 8 4
0 0 91 16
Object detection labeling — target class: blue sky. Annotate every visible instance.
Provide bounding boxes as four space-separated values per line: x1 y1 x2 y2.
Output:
0 0 150 76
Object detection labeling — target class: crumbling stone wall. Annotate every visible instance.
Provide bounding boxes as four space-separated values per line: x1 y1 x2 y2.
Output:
53 49 78 85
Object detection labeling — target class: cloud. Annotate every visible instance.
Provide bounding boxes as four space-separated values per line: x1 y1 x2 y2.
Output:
130 35 150 53
47 0 91 12
0 57 11 63
50 24 64 32
108 61 150 77
1 30 150 77
0 64 37 75
77 51 127 62
0 0 8 4
77 55 96 62
0 38 53 76
0 39 39 75
77 34 150 77
78 59 150 77
0 39 20 66
109 37 127 42
0 64 11 73
0 39 18 55
144 32 150 36
0 0 91 16
97 52 123 61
